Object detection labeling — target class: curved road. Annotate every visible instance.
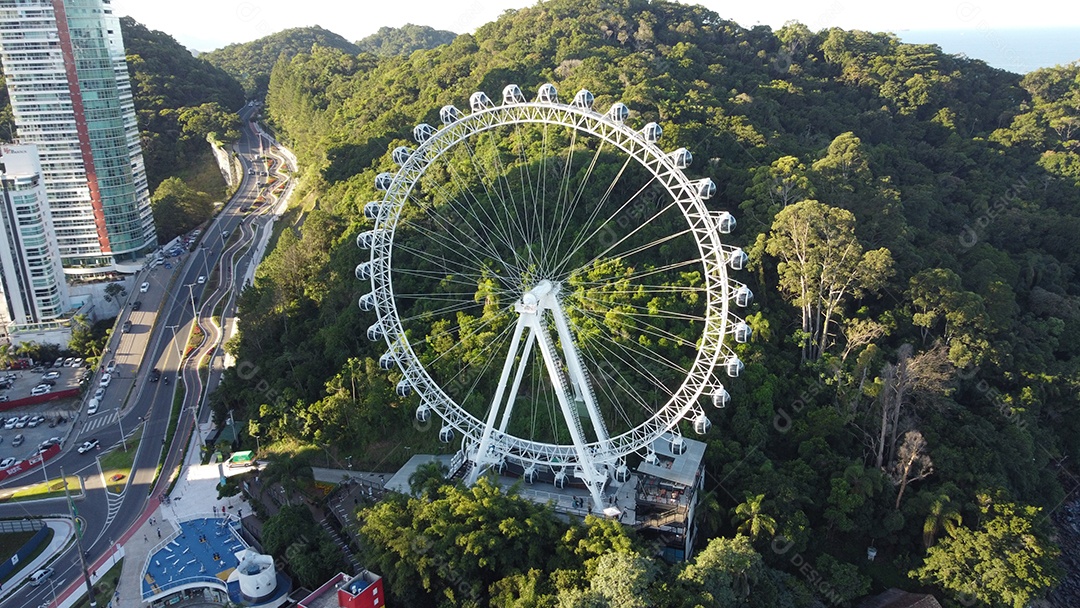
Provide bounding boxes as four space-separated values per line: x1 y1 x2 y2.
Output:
0 103 292 608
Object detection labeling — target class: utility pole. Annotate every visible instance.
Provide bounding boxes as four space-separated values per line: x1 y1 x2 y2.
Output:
62 468 97 607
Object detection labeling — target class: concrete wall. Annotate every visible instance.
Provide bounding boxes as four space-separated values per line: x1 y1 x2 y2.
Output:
210 138 241 189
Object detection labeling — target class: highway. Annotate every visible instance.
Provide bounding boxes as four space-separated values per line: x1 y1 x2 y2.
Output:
0 102 293 608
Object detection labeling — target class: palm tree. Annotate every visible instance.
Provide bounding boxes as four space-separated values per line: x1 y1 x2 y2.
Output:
923 492 962 549
408 460 448 500
731 493 778 541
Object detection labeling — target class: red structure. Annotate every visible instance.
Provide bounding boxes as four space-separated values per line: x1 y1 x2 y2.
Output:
0 444 62 482
299 571 385 608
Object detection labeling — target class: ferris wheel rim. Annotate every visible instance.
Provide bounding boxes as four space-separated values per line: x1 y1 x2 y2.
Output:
369 92 734 466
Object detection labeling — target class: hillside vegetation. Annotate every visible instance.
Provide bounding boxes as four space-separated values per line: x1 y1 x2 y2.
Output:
202 25 361 98
355 23 456 57
215 1 1080 606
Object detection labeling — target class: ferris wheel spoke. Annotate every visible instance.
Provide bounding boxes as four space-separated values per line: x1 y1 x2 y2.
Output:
578 327 677 405
442 148 523 260
511 123 540 271
461 138 533 266
414 183 520 273
550 155 640 276
574 339 646 428
397 299 487 324
574 304 698 355
401 194 521 279
548 138 607 266
572 258 704 287
582 326 690 396
572 198 681 274
574 293 705 323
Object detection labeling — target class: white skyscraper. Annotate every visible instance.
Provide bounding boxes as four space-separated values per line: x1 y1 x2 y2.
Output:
0 143 68 327
0 0 156 275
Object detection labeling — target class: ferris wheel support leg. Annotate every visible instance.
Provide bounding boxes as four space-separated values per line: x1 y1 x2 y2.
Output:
467 314 530 486
550 300 610 444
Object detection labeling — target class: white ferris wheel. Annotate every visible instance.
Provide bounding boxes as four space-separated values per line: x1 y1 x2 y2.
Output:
356 83 752 511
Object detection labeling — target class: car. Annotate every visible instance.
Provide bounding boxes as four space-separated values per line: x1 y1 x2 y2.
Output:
105 359 117 373
122 320 132 333
149 368 161 382
29 566 53 586
197 275 206 284
53 357 64 368
71 357 83 367
140 281 149 293
28 415 44 427
11 434 24 447
0 457 16 468
132 300 142 311
77 439 99 454
43 370 60 380
87 398 99 415
0 395 7 403
99 373 111 388
3 417 16 430
15 415 30 428
248 168 255 175
63 357 74 367
31 384 50 396
94 387 105 400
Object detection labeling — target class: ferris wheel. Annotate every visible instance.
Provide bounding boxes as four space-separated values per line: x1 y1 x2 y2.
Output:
356 83 752 511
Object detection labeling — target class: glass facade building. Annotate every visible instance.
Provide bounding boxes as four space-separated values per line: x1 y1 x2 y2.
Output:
0 0 155 274
0 143 68 325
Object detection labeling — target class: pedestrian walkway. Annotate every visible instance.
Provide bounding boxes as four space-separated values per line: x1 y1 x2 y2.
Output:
81 410 118 433
113 427 250 607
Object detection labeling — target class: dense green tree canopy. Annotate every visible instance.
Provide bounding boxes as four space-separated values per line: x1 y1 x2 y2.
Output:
212 1 1080 606
202 26 361 98
356 24 456 57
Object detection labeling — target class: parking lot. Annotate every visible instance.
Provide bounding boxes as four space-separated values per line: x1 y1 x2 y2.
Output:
0 360 87 464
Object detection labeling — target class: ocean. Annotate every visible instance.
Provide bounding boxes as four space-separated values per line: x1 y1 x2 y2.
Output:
897 28 1080 75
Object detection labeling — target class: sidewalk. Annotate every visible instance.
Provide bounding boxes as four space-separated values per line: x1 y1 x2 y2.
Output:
113 423 250 606
0 518 74 604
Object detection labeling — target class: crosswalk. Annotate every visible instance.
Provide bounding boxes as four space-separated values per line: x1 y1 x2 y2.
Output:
83 410 118 432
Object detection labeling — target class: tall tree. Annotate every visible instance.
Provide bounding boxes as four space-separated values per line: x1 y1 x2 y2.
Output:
764 200 894 361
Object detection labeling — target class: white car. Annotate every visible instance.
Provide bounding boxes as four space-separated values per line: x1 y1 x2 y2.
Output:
197 275 206 284
71 357 83 367
77 439 99 454
15 415 30 428
3 417 16 430
31 384 51 396
140 281 149 293
105 359 117 373
87 398 99 415
99 373 112 388
28 415 44 427
94 386 105 400
43 370 60 380
0 457 16 468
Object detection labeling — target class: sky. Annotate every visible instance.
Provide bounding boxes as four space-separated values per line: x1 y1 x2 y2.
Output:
111 0 1080 53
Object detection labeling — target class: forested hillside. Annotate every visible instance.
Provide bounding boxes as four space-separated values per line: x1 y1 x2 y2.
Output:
202 26 361 98
122 17 244 189
217 0 1080 606
355 24 456 57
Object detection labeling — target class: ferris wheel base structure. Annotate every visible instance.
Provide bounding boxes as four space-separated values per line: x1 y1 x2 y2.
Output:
357 83 751 516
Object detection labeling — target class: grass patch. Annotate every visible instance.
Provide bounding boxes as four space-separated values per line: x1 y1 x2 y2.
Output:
0 476 81 503
99 425 143 493
71 557 123 608
0 526 53 586
0 530 35 563
160 384 185 470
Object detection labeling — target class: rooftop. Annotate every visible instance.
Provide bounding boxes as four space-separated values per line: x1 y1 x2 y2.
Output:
142 516 246 601
637 434 706 488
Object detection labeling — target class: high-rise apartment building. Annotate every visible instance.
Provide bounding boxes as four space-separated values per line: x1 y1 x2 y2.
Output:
0 143 68 326
0 0 156 274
